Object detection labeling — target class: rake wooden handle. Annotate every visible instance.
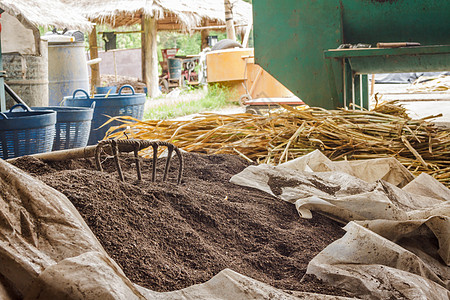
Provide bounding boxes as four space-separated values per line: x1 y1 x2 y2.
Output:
7 146 97 163
377 42 421 48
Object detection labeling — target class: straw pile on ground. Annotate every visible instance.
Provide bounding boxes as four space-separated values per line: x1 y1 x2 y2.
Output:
105 103 450 187
407 75 450 93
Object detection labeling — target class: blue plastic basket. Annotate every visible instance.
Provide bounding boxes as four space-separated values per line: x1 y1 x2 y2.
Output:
63 85 146 145
32 105 94 151
0 104 56 159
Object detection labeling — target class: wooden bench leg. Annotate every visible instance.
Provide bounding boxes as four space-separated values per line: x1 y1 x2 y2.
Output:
344 59 353 109
354 74 361 109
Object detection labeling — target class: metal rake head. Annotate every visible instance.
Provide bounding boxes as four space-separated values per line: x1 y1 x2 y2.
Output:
94 139 183 184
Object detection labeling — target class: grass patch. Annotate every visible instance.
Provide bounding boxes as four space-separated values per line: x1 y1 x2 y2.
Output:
144 84 238 120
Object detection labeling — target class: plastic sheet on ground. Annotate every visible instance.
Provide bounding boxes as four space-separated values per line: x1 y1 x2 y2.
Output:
0 158 345 299
230 150 450 299
138 268 354 300
0 158 144 299
403 172 450 202
307 222 450 300
280 150 414 188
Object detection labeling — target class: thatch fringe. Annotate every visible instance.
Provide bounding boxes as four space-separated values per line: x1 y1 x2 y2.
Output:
0 0 92 31
63 0 252 32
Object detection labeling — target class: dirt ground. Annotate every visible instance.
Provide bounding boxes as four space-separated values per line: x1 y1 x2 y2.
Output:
12 152 353 297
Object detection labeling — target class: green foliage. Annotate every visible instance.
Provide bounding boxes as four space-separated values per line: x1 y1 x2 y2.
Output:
79 24 251 72
144 84 237 120
157 31 227 57
90 25 228 60
41 21 249 54
158 32 199 56
42 23 247 60
38 26 50 35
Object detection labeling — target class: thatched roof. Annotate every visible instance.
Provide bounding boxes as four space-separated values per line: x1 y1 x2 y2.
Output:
63 0 252 33
0 0 92 31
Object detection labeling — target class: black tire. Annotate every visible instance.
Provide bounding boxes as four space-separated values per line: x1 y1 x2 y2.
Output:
211 39 243 51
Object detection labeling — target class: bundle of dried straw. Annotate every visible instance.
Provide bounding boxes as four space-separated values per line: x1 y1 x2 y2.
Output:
104 103 450 187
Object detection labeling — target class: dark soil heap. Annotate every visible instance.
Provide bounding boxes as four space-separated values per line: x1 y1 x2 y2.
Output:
12 152 349 296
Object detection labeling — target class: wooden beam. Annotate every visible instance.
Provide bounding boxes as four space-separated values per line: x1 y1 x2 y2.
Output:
89 25 101 94
200 20 209 50
192 24 246 31
142 16 160 97
98 31 143 34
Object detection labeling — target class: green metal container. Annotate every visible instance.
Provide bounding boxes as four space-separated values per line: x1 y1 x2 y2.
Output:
253 0 450 109
168 58 182 80
341 1 450 46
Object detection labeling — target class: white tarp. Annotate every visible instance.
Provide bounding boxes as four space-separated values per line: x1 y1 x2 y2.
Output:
138 268 354 300
230 163 449 223
230 150 450 299
280 150 415 188
308 222 450 300
0 158 143 299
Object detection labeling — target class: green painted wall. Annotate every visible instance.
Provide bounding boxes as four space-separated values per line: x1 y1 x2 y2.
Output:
253 0 450 109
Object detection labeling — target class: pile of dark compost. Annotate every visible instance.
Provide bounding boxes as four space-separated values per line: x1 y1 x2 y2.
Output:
12 152 351 296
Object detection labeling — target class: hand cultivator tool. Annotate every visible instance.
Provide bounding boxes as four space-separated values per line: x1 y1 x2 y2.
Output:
94 139 183 184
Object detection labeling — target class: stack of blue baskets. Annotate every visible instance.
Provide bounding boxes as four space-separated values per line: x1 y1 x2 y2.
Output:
63 85 146 145
0 103 95 159
0 104 56 159
0 84 142 159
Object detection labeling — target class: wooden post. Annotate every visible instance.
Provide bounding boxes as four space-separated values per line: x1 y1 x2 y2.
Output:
200 20 209 50
89 25 101 94
141 15 159 97
242 16 253 48
224 0 236 41
141 16 146 84
112 50 117 81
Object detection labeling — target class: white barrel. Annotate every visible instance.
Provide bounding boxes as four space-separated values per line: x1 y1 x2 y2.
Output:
48 41 89 106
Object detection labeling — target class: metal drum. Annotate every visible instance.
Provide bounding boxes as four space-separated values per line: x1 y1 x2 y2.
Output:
48 41 89 106
168 58 182 79
3 42 49 108
63 85 146 145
